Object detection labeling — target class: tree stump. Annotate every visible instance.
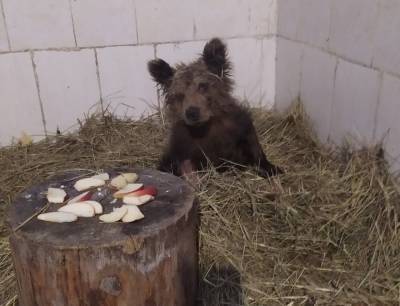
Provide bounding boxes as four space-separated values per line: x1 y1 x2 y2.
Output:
7 168 198 306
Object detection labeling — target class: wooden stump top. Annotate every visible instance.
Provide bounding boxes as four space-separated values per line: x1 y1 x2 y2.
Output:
7 168 196 249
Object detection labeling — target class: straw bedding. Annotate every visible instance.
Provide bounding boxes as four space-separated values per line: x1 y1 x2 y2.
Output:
0 103 399 305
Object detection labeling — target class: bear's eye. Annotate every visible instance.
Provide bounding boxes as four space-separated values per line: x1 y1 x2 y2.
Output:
198 82 209 92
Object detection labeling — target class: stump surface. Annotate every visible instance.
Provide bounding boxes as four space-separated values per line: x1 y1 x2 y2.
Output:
8 168 198 306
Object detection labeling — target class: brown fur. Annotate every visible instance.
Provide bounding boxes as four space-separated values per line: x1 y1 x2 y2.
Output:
148 38 282 178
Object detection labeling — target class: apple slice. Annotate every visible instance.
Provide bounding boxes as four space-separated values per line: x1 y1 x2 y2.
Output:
123 194 154 206
113 183 143 199
58 203 95 217
122 205 144 223
82 200 103 214
124 186 157 197
91 172 110 181
121 173 138 183
38 212 77 223
74 177 105 191
67 191 92 205
99 206 128 223
110 175 128 189
47 187 67 204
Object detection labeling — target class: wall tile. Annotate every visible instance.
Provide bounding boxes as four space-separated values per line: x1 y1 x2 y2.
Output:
261 38 276 108
194 0 249 40
375 74 400 172
330 59 380 145
97 45 157 118
277 0 299 39
300 46 336 142
71 0 137 47
3 0 75 50
275 38 303 111
35 49 100 134
135 0 194 43
373 0 400 76
0 53 44 145
329 0 379 65
278 0 331 48
156 40 205 66
228 38 264 104
248 0 277 36
267 0 278 35
296 0 331 48
0 7 9 51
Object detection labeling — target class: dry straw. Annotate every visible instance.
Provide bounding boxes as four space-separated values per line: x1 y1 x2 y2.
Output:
1 103 399 305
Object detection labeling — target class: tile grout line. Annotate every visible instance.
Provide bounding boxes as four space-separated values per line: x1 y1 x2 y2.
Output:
276 34 400 81
272 36 278 109
297 46 305 102
0 33 276 55
132 0 140 44
260 38 265 105
370 0 383 68
93 48 104 114
326 0 334 49
67 0 78 47
0 0 11 50
30 51 48 136
153 44 162 115
327 57 340 144
273 0 279 38
372 71 384 142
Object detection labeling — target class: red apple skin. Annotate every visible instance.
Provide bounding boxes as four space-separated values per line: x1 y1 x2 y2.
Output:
81 191 93 201
68 191 93 204
125 186 157 197
112 186 143 199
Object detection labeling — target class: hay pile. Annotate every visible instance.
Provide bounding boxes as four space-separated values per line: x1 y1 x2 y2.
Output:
1 104 400 305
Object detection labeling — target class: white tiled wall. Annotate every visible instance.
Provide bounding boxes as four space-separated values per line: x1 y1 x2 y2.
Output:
330 60 380 146
261 38 277 109
0 0 277 146
373 0 400 76
70 0 138 47
228 38 264 103
0 53 44 145
278 0 330 49
275 0 400 173
194 0 249 40
3 0 76 50
329 0 379 66
155 40 206 65
375 74 400 172
275 38 302 111
300 46 336 142
97 45 156 118
135 0 195 43
34 49 101 134
0 4 9 51
249 0 277 36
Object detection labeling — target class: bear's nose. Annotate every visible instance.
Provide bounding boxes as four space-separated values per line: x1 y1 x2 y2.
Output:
185 107 200 122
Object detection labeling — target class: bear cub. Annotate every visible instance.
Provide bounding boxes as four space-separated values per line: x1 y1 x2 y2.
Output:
148 38 282 178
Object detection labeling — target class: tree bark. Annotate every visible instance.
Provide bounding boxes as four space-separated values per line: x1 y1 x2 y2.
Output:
8 169 198 306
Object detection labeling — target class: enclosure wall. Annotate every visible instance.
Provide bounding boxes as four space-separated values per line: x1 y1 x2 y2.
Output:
275 0 400 172
0 0 277 145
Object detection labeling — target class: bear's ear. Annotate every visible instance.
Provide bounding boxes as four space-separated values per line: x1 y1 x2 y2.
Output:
202 38 231 77
148 59 175 89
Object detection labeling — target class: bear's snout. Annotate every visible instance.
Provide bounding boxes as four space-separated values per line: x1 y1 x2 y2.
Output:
185 106 200 123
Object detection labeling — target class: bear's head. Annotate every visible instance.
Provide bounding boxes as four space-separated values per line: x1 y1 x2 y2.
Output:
148 38 234 126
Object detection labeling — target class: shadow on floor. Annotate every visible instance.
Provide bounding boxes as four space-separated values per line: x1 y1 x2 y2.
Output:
198 263 244 306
